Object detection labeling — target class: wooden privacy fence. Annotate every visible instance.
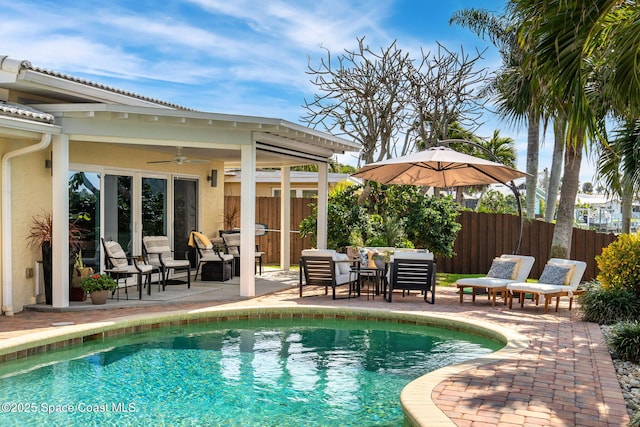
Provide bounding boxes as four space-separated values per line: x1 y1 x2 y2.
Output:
224 197 617 281
224 196 315 265
434 211 617 282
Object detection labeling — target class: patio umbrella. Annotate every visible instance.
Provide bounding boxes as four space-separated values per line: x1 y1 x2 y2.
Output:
351 146 526 187
351 144 528 254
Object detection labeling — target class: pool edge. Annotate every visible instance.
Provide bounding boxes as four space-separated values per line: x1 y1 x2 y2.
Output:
0 304 529 427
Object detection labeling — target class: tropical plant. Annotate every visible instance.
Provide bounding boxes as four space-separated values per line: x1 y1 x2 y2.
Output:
79 273 118 293
607 321 640 364
596 233 640 298
476 190 518 215
579 283 640 325
451 7 543 221
26 211 84 251
509 0 640 258
596 120 640 234
300 183 461 258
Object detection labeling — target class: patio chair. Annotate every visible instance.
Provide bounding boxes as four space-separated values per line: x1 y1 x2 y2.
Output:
387 252 436 304
299 249 357 300
101 238 155 300
507 258 587 313
221 232 265 276
143 236 191 290
189 231 235 281
456 255 535 305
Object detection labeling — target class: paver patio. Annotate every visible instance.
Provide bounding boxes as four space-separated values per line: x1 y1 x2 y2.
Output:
0 271 631 426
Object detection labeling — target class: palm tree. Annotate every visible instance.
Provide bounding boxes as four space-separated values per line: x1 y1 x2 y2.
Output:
451 8 543 220
597 120 640 234
509 0 640 258
478 129 516 168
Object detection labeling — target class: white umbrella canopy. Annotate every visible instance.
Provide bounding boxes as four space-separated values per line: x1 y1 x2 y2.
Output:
351 146 527 187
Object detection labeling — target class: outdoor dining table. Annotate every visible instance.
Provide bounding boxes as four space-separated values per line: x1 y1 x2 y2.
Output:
350 265 386 300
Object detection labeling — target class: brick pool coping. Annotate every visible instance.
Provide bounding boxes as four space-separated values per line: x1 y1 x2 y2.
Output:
0 283 632 426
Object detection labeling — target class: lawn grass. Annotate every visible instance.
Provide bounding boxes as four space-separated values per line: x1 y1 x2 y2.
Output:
436 273 484 287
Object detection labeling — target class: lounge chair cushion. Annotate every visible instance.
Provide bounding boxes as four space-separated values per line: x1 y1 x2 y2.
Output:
103 240 129 268
538 263 572 286
487 258 518 279
456 276 515 288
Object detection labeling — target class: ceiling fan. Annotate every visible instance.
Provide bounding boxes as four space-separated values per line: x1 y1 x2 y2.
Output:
147 147 209 165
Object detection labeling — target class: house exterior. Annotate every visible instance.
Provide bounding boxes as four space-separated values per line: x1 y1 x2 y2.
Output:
0 55 359 314
224 170 361 197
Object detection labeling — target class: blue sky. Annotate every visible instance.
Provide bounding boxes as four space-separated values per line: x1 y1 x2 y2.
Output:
2 0 597 183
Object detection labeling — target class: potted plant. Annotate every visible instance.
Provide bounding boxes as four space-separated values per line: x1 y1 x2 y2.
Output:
26 212 84 305
79 273 118 305
70 251 94 302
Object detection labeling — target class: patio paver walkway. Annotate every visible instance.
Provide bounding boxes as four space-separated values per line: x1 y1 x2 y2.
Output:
0 272 631 426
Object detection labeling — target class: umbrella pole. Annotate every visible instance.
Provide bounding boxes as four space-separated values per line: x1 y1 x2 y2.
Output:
509 182 523 255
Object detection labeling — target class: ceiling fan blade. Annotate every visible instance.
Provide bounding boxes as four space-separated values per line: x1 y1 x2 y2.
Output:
146 160 175 164
183 159 209 164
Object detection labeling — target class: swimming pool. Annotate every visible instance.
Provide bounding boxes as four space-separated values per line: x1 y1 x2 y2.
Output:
0 313 503 426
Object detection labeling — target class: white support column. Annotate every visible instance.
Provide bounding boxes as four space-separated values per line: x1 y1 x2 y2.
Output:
280 167 291 270
316 162 329 249
52 134 69 308
240 143 256 296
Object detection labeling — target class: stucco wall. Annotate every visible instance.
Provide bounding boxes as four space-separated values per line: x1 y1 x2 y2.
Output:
6 143 52 312
3 140 225 313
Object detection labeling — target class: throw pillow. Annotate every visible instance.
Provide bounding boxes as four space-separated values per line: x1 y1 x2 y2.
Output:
367 251 378 269
486 258 517 279
538 264 571 286
548 262 576 285
500 256 523 280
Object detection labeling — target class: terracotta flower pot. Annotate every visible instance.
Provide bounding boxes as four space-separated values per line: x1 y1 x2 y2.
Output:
89 290 110 305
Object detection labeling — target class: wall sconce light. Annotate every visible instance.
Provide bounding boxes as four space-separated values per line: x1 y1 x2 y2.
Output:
207 169 218 187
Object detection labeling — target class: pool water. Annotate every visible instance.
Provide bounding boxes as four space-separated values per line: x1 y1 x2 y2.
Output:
0 318 502 426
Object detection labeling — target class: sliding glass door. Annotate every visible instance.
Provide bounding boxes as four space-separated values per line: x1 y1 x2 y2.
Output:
173 178 198 260
142 177 168 237
69 169 198 270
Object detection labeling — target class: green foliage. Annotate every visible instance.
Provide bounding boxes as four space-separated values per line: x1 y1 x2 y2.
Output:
365 215 408 248
476 189 518 214
300 184 372 250
607 321 640 363
579 282 640 325
402 192 461 257
300 183 461 257
79 273 118 292
596 233 640 298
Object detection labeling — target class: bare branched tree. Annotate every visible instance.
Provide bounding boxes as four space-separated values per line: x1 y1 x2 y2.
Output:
403 44 487 156
302 37 412 165
302 38 488 168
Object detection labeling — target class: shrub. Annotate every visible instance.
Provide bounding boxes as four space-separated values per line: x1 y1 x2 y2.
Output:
607 321 640 363
579 282 640 325
596 233 640 298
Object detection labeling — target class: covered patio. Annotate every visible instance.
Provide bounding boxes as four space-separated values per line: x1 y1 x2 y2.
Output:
0 55 359 314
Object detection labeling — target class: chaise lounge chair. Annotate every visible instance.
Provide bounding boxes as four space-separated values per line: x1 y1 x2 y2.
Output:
456 255 535 305
506 258 587 313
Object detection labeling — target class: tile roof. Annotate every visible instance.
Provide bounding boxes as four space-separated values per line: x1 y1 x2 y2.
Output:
23 60 195 111
0 101 55 124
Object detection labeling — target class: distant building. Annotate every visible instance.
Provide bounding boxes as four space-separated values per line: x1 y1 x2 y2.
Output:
224 170 361 197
